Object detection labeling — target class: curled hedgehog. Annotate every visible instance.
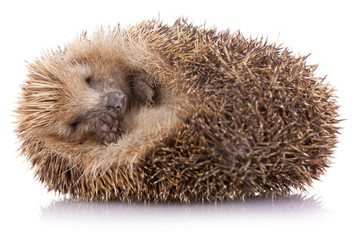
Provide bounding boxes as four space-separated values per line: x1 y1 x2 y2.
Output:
16 19 340 202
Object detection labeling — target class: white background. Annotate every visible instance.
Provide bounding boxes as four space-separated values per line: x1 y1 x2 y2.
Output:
1 0 359 239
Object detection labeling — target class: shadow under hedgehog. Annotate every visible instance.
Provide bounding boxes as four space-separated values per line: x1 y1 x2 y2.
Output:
16 19 340 202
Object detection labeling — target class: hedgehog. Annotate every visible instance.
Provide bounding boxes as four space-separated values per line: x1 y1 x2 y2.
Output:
15 19 340 203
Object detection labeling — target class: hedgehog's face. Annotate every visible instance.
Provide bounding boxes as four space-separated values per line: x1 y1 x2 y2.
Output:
20 40 156 145
57 59 131 144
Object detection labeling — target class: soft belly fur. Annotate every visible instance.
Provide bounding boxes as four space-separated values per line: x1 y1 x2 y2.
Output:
15 19 340 202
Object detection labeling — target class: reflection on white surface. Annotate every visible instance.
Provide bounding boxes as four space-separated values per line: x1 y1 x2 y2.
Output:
40 194 326 225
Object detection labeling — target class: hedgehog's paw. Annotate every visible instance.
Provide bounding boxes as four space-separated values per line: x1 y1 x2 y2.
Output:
95 110 122 144
131 72 156 106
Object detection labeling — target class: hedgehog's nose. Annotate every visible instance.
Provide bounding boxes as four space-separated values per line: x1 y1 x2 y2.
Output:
103 92 125 110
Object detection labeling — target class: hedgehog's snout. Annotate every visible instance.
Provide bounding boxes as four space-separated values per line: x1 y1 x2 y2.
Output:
102 91 125 110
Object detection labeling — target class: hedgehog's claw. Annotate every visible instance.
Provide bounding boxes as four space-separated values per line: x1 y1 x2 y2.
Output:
96 110 122 144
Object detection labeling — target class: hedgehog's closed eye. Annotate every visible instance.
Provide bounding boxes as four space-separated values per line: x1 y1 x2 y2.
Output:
70 121 79 130
85 76 92 85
